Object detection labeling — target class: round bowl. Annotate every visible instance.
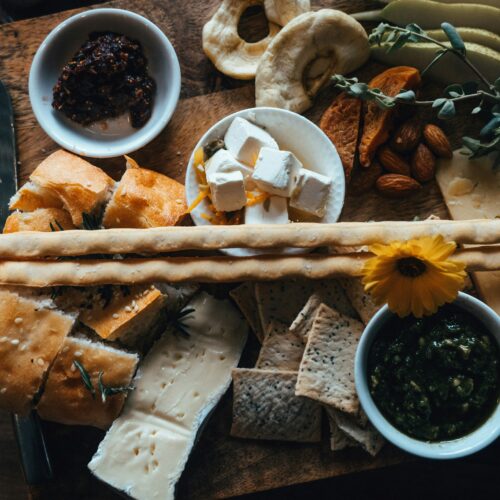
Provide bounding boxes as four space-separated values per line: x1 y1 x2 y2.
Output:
355 292 500 459
185 107 345 257
29 8 181 158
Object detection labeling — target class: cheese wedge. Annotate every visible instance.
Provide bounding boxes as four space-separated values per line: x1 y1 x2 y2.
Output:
88 292 248 500
436 151 500 313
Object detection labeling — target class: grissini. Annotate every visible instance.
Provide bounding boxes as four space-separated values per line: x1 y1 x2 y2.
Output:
0 246 498 286
0 219 499 259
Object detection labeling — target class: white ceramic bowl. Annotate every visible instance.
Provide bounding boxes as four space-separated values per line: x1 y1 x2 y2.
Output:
355 292 500 459
185 107 345 257
29 8 181 158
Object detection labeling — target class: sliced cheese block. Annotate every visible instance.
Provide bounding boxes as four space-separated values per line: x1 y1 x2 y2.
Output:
89 292 248 500
436 151 500 313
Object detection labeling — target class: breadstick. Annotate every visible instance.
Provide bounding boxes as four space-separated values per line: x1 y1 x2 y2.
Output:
0 246 497 287
0 219 498 259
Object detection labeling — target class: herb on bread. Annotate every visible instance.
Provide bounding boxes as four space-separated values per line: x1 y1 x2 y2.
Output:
82 212 101 231
171 307 196 338
98 372 134 403
73 360 96 399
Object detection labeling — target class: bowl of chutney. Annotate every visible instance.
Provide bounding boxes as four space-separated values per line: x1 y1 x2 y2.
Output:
355 292 500 459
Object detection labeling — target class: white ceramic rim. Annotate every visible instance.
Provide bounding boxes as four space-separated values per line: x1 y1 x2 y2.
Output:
28 8 181 158
355 292 500 459
184 107 346 257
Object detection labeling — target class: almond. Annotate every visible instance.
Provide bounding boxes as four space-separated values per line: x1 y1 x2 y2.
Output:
411 143 436 182
349 161 383 195
391 117 422 152
377 146 411 176
376 174 421 198
423 124 452 158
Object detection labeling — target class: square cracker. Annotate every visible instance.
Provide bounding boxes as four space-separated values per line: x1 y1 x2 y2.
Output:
230 282 264 342
326 407 385 456
325 407 356 451
255 320 305 371
231 368 321 443
256 279 356 335
339 278 379 325
296 304 363 415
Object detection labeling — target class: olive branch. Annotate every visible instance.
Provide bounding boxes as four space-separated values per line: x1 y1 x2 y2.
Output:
332 22 500 169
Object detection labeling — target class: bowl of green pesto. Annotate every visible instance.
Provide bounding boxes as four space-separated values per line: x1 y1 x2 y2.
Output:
355 292 500 459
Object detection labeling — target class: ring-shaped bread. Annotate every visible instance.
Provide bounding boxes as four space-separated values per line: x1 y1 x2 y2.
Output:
255 9 370 113
202 0 310 80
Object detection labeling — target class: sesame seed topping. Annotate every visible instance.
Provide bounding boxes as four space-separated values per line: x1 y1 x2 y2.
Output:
14 317 23 325
11 339 19 345
0 388 6 394
125 306 132 313
113 313 120 319
37 358 45 366
74 351 82 357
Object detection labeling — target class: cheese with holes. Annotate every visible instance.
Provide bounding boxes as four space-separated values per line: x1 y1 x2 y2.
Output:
207 170 247 212
252 148 302 196
290 168 332 217
436 150 500 313
88 292 248 500
245 195 289 224
224 117 278 165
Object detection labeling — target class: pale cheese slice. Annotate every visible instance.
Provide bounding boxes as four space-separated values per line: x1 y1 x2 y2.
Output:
436 151 500 313
89 292 248 500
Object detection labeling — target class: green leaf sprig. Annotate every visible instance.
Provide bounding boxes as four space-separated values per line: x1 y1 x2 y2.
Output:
73 360 96 399
333 22 500 167
170 307 195 338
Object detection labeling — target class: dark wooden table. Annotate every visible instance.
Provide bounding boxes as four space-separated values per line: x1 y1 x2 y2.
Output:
0 1 498 498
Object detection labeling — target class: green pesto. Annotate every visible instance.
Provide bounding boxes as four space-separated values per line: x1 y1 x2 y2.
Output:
368 304 499 442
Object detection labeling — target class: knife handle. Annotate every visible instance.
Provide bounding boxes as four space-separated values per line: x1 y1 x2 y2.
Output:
11 412 53 486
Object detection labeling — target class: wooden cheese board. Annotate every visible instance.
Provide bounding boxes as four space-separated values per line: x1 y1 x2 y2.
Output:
0 0 496 498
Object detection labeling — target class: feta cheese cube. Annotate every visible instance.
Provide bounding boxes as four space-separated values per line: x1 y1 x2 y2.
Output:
290 169 332 218
205 149 254 187
252 148 301 197
224 117 278 165
207 170 247 212
245 195 289 225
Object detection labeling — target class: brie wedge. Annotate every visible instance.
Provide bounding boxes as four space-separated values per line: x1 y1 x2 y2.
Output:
88 292 248 500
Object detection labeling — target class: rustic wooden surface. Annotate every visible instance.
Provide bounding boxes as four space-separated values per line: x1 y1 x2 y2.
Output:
0 0 497 499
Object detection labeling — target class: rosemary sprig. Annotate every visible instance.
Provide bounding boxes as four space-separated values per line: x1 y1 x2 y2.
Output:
332 22 500 167
98 372 134 403
73 360 96 399
82 212 101 230
170 307 195 338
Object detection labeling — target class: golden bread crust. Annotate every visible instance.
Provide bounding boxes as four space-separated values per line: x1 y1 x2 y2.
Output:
4 208 76 233
0 289 75 414
103 167 186 228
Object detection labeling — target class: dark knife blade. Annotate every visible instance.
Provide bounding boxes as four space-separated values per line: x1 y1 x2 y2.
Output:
0 79 17 227
0 81 53 486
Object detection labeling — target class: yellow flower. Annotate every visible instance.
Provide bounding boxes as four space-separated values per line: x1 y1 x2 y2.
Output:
361 235 466 318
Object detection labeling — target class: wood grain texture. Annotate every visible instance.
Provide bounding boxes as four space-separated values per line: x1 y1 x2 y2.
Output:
0 0 496 499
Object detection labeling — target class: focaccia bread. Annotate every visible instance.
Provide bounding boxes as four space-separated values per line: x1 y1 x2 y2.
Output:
103 161 187 228
0 289 75 414
37 337 139 429
9 150 115 227
3 208 76 233
54 285 166 346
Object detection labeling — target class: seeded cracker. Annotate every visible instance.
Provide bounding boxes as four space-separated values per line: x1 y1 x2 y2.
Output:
326 407 357 451
230 282 265 342
255 279 356 335
326 407 385 456
231 368 321 442
256 320 305 371
296 304 363 415
339 278 380 325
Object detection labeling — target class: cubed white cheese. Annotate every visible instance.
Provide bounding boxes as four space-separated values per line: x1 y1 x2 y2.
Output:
224 117 278 165
245 196 289 225
290 169 332 218
205 149 254 187
252 148 301 197
207 170 247 212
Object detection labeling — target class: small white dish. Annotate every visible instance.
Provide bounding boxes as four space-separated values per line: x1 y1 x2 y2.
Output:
355 292 500 459
185 107 345 257
29 8 181 158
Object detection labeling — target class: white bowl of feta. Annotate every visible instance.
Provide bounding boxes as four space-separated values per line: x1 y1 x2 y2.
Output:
185 107 345 257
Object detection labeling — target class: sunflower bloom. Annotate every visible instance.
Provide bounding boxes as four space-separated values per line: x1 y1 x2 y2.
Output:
361 235 466 318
